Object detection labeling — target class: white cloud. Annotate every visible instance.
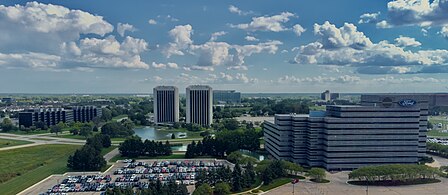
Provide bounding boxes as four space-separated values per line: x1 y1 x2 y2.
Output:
292 24 306 36
0 2 151 70
183 65 215 71
163 24 193 57
385 0 448 27
373 76 445 84
292 21 448 75
151 62 179 69
227 65 248 71
65 36 149 69
245 36 259 41
394 36 421 47
228 5 253 16
358 12 380 24
278 75 361 84
376 20 392 28
210 31 227 41
230 12 295 32
440 25 448 38
148 19 157 25
117 23 136 37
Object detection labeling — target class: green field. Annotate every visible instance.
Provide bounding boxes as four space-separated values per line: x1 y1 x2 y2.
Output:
0 138 32 148
429 116 448 129
112 114 128 121
0 144 81 195
100 146 118 156
427 130 448 137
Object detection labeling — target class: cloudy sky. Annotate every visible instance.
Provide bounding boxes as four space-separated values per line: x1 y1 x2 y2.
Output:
1 0 448 93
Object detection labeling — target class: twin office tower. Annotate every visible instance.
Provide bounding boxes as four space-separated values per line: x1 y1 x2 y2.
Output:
153 85 213 126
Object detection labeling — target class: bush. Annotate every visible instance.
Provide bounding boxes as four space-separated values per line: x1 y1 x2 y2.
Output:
67 145 106 171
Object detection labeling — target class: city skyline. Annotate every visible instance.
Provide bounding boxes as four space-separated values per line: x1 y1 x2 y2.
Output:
1 0 448 93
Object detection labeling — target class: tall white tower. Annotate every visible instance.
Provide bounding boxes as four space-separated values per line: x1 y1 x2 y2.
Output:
153 86 179 125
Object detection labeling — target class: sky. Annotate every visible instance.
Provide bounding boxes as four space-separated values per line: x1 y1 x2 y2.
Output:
0 0 448 94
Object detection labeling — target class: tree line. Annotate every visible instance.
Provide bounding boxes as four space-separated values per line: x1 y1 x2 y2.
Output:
119 136 172 158
427 142 448 158
185 129 261 158
348 164 441 183
67 134 111 171
195 162 256 193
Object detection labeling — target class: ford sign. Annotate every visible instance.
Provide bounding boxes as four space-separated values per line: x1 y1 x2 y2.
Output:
398 99 417 107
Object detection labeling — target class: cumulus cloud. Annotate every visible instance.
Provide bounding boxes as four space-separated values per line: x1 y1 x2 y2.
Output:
228 5 253 16
63 36 149 69
151 62 179 69
117 23 136 37
292 24 306 36
373 76 446 84
163 24 193 57
0 2 151 70
230 12 295 32
440 25 448 38
148 19 157 25
394 36 421 47
359 12 381 24
210 31 227 41
385 0 448 27
278 75 361 84
245 36 259 41
292 21 448 75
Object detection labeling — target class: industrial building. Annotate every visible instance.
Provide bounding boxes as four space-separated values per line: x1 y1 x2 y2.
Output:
186 85 213 126
153 86 179 125
264 95 426 170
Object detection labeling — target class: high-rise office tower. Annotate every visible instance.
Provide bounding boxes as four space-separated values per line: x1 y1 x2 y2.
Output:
153 86 179 125
186 85 213 126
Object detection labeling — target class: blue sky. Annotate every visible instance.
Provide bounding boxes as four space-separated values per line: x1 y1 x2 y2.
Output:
0 0 448 93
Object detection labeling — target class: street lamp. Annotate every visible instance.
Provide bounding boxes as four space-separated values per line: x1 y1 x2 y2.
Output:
291 179 299 194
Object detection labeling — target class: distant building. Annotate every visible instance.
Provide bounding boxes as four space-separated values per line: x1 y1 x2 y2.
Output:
19 106 102 128
1 97 15 103
72 106 102 123
321 90 331 101
19 108 74 128
213 90 241 104
186 85 213 126
264 95 426 170
321 90 338 101
153 86 179 125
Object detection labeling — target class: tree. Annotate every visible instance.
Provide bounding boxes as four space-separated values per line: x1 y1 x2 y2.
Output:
171 133 176 139
119 136 144 157
101 108 112 121
93 126 99 132
214 182 231 195
1 118 15 132
50 124 62 135
79 125 93 138
193 183 213 195
101 121 134 138
67 144 106 171
307 168 326 182
101 134 112 148
35 121 47 130
245 161 256 185
232 163 243 192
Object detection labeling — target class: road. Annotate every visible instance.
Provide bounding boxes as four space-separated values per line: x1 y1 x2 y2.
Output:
0 132 85 151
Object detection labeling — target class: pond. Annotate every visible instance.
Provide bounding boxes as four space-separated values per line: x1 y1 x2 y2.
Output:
133 126 188 140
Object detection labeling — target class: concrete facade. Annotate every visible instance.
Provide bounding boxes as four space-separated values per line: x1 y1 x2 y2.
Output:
186 85 213 126
153 86 179 125
264 103 424 170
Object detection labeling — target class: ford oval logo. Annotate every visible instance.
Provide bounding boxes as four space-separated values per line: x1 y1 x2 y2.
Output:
398 99 417 107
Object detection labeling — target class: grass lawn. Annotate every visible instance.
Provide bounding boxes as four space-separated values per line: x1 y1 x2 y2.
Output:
310 105 326 111
109 153 187 162
0 138 33 148
112 114 128 121
0 144 81 195
1 129 50 135
428 130 448 137
259 176 306 192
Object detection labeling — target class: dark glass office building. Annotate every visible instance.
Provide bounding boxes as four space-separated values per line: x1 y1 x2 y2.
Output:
19 106 102 128
153 86 179 124
264 100 425 170
186 85 213 126
213 90 241 104
72 106 102 123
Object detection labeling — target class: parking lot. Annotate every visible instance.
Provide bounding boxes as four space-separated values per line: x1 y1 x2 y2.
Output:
20 159 233 195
